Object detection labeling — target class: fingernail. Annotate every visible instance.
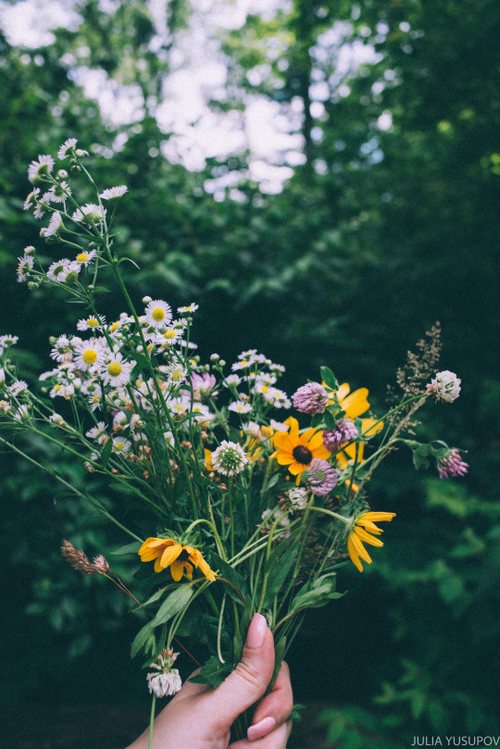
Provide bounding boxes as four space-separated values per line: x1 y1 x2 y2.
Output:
247 716 277 741
246 613 268 649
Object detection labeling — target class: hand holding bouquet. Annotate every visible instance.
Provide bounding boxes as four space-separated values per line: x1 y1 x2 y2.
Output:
0 142 468 743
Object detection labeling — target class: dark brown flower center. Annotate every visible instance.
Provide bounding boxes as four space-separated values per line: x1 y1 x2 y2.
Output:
292 445 313 464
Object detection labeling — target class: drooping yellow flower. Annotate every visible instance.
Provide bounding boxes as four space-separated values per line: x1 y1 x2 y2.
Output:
347 511 396 572
139 537 216 582
271 416 331 480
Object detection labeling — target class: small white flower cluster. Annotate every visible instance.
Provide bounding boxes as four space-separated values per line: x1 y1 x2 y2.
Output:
225 350 290 412
146 649 182 699
212 440 248 476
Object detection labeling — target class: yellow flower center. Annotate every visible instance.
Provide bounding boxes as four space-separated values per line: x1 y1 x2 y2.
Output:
109 321 120 333
163 329 176 339
114 441 125 451
76 252 89 263
152 307 165 321
261 385 269 394
54 384 62 392
170 369 183 381
107 362 122 377
87 317 99 327
82 349 98 365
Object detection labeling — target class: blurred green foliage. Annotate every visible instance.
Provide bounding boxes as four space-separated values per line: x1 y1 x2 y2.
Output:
0 0 499 744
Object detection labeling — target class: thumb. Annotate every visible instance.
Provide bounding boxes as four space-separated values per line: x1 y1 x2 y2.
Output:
208 613 275 725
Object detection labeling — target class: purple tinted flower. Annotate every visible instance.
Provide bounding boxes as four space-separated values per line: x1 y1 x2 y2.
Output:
323 418 358 451
292 382 328 415
305 458 338 496
438 448 469 479
191 372 217 399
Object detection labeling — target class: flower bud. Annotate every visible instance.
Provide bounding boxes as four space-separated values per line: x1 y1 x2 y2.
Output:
57 169 68 179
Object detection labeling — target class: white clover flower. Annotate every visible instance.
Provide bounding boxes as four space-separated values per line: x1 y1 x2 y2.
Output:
112 436 131 454
0 399 10 413
99 185 128 200
74 338 106 372
228 400 252 414
74 249 96 266
287 487 309 511
17 254 34 283
147 670 182 699
28 154 55 184
41 211 63 238
144 299 173 329
72 204 106 224
58 138 78 160
177 302 199 314
77 315 106 332
47 259 80 283
212 440 248 477
426 370 461 403
101 353 133 388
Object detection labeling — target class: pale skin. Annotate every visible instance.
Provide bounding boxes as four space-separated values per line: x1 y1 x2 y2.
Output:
127 613 293 749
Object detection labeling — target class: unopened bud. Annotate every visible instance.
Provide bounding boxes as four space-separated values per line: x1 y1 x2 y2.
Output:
57 169 68 179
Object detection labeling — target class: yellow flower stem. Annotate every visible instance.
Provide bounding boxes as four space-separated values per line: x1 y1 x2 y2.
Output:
0 435 143 542
216 593 227 664
208 496 226 560
148 693 156 749
308 505 352 527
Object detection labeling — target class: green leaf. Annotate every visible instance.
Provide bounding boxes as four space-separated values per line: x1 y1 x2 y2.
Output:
131 620 156 659
189 655 232 687
262 543 298 605
152 584 194 626
110 541 141 556
291 572 345 612
320 366 339 390
100 438 113 467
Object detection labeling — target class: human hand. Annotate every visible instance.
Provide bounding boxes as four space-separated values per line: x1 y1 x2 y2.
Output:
128 613 293 748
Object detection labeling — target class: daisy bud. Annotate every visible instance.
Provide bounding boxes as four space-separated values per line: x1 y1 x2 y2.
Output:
142 295 152 303
74 149 88 158
210 353 220 362
57 169 68 179
219 360 226 367
24 245 36 256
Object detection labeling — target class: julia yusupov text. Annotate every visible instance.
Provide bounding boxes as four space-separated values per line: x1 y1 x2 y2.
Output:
411 738 500 747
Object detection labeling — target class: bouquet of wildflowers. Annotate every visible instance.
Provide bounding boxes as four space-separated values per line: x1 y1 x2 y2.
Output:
0 141 468 742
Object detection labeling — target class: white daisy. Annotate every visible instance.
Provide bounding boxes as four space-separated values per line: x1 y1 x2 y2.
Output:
9 380 28 397
101 353 133 388
50 336 73 363
41 211 63 238
99 185 128 200
177 302 199 314
112 436 131 454
58 138 78 160
23 188 40 211
224 374 242 388
77 314 106 332
165 362 187 386
28 154 55 184
0 335 19 354
72 204 106 224
190 403 213 422
86 421 107 440
108 313 133 336
43 181 71 204
49 382 75 399
270 419 289 432
112 410 128 431
144 299 173 329
166 395 190 417
74 338 106 371
75 249 97 266
47 259 80 283
17 254 34 283
228 400 252 414
13 404 30 422
151 327 182 348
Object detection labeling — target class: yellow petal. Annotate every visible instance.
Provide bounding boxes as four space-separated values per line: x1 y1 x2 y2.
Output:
349 532 373 565
288 461 307 476
276 452 295 466
154 556 164 573
159 543 183 569
354 526 384 547
337 383 351 401
360 418 384 438
347 534 363 572
355 517 384 534
362 511 396 523
170 559 185 581
340 387 370 419
189 549 216 581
